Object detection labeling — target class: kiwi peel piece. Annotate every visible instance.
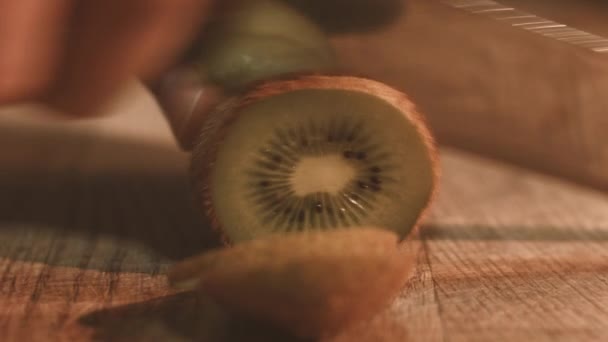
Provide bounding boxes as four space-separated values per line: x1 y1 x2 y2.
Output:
191 75 439 245
167 227 417 339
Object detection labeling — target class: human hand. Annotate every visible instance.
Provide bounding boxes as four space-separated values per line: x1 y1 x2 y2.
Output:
0 0 214 117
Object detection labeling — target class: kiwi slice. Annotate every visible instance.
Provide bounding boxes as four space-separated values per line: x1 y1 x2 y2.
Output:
196 0 335 90
191 75 439 244
167 228 417 339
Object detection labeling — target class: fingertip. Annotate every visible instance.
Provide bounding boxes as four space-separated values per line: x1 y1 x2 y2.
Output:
42 77 127 118
153 68 225 151
41 0 214 118
0 72 51 105
0 0 72 105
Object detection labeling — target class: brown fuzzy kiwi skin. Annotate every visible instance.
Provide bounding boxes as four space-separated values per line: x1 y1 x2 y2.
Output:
167 227 418 339
190 74 441 245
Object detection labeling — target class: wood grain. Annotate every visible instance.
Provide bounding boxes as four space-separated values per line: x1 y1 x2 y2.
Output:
1 81 608 341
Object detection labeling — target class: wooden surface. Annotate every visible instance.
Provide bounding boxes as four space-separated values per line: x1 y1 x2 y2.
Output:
3 1 608 340
1 82 608 341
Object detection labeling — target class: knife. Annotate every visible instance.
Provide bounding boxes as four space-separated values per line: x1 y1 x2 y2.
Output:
329 0 608 191
156 0 608 191
444 0 608 53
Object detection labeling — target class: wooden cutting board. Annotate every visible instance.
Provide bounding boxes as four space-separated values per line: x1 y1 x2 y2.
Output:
1 81 608 341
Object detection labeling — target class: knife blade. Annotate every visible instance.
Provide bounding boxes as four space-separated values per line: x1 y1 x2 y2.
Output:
329 0 608 191
443 0 608 53
156 0 608 191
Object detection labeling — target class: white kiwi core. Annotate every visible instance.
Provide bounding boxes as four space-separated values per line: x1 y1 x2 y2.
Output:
291 155 356 196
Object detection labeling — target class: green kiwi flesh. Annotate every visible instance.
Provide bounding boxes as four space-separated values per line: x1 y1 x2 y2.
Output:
193 76 438 243
202 33 334 90
209 0 332 50
198 0 335 90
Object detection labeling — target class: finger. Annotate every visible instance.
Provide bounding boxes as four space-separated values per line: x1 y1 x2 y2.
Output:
0 0 73 103
153 68 225 151
46 0 213 117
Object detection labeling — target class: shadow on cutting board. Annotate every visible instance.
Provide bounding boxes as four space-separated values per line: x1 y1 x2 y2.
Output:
79 291 306 342
421 224 608 242
77 281 413 342
0 121 222 273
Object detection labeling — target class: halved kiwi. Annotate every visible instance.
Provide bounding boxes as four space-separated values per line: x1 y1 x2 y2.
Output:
167 227 417 339
202 33 334 91
191 75 439 244
196 0 335 90
206 0 333 50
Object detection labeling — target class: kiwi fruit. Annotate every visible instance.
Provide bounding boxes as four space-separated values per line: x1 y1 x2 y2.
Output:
195 0 335 90
167 228 417 339
157 0 438 243
205 0 333 50
191 75 438 244
162 1 438 338
156 0 336 149
202 33 334 90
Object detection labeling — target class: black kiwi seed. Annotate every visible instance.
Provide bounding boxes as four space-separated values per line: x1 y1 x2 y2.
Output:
326 121 335 141
288 128 298 143
343 150 355 159
336 122 348 141
370 166 381 173
370 176 381 184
